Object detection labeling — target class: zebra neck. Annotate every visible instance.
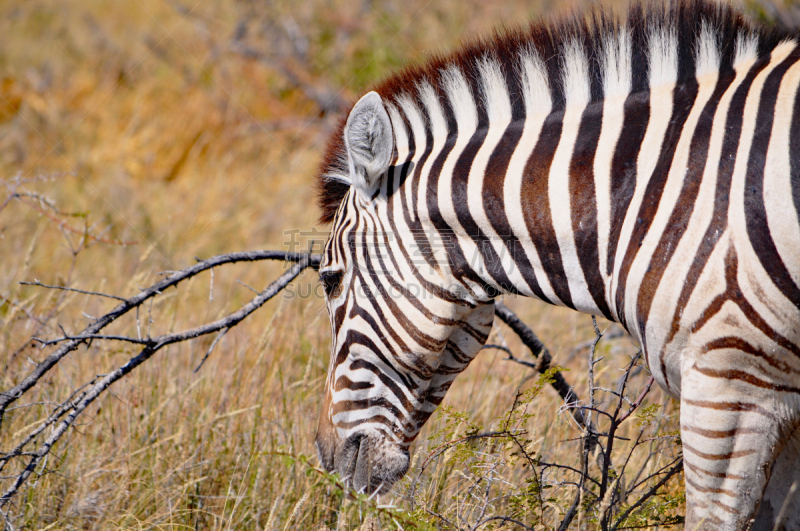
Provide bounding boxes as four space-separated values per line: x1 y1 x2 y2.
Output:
390 69 738 327
388 96 640 320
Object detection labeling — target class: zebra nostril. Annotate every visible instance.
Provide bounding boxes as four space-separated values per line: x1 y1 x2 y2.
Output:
340 433 363 483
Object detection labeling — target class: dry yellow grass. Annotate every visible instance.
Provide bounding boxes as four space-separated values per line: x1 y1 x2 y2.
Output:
1 0 793 528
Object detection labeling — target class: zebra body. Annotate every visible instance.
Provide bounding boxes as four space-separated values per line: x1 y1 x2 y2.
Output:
314 2 800 528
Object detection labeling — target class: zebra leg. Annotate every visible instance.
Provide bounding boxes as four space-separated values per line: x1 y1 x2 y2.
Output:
680 363 794 530
750 425 800 531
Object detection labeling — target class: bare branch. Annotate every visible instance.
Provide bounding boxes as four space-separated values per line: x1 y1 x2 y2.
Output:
494 302 584 428
32 334 153 347
20 281 128 302
408 430 522 512
0 250 320 429
616 376 655 425
0 257 311 508
482 344 539 371
194 327 228 373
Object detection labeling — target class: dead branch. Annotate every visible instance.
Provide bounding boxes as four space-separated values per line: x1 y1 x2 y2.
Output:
0 254 315 510
473 515 536 531
19 281 128 302
0 250 319 429
493 302 585 428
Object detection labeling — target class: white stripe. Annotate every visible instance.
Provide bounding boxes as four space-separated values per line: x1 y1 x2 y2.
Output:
386 102 409 162
648 26 678 89
611 30 678 323
442 65 478 132
467 56 519 289
595 29 632 313
603 27 680 318
633 60 720 356
415 81 449 269
729 40 797 332
438 66 482 289
478 55 513 123
520 45 551 113
397 93 428 225
651 50 759 386
761 46 800 309
549 41 598 313
562 40 591 108
695 22 720 80
419 81 447 142
602 28 632 99
734 31 759 69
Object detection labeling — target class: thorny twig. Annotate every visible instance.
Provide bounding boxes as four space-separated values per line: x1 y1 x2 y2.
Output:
556 317 604 531
194 327 228 373
610 457 684 531
415 312 681 530
598 353 651 528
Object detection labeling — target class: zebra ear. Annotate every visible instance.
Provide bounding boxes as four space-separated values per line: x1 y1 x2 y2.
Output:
344 91 393 197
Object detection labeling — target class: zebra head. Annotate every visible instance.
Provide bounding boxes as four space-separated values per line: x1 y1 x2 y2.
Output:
314 92 496 494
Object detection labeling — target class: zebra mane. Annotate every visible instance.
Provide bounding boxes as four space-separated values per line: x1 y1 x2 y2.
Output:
317 0 793 224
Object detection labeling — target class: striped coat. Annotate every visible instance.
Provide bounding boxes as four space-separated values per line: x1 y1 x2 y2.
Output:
314 2 800 528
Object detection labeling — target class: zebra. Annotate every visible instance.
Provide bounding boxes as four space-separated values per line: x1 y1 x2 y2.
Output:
312 1 800 528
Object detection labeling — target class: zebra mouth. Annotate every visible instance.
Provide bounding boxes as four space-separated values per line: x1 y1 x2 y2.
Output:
340 433 363 486
336 432 409 495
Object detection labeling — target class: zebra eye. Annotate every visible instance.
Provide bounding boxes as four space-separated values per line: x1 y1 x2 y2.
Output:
320 271 344 298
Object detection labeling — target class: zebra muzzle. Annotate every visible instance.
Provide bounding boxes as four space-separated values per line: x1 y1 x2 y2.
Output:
335 431 409 495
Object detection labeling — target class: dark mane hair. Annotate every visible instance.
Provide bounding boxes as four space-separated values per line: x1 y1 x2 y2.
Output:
316 0 792 224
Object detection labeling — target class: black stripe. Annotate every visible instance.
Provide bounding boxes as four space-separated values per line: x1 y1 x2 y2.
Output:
616 77 700 336
744 46 800 307
385 162 475 308
337 330 413 390
689 246 800 358
636 70 736 348
607 91 650 281
424 107 499 294
660 55 772 384
334 194 354 264
346 302 431 382
702 336 800 375
449 124 504 297
403 107 438 270
482 120 552 301
358 229 446 354
371 221 460 326
374 205 407 285
521 110 575 309
792 77 800 224
693 365 800 394
569 100 613 320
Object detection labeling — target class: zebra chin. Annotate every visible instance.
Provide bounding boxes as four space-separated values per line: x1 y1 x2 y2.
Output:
315 428 410 495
